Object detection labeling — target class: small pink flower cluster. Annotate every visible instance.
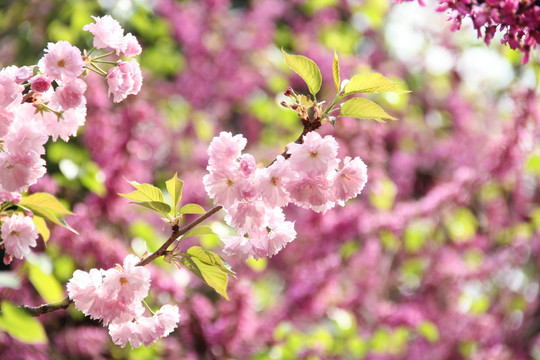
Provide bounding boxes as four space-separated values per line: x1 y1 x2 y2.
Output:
67 254 180 348
0 16 143 262
83 16 143 103
203 131 368 259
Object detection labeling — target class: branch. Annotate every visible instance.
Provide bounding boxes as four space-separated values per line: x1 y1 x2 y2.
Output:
136 205 223 267
19 297 73 316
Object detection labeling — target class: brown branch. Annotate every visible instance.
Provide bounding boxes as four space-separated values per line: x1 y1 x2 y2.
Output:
136 205 223 267
19 297 73 316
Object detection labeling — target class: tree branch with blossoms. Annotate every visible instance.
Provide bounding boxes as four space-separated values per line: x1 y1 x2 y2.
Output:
0 16 410 349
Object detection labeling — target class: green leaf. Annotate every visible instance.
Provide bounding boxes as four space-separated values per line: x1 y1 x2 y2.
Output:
333 51 340 91
32 216 49 243
28 264 64 303
282 49 322 96
186 246 235 275
165 173 184 211
17 204 78 235
343 73 409 95
0 301 47 344
192 258 230 300
130 201 171 215
183 226 216 239
340 97 397 123
179 204 206 215
119 181 164 203
19 193 74 215
179 256 230 300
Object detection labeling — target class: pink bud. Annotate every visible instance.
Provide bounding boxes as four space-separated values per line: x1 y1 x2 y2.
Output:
30 75 51 93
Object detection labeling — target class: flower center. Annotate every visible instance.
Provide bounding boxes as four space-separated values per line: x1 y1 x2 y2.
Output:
119 276 128 285
310 151 318 158
271 177 278 186
57 59 66 68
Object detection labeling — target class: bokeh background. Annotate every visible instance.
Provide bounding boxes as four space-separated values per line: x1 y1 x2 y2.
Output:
1 0 539 359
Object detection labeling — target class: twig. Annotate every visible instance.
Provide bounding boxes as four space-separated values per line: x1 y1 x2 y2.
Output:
19 297 73 316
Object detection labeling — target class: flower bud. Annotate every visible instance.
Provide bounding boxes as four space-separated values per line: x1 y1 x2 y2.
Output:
30 75 51 93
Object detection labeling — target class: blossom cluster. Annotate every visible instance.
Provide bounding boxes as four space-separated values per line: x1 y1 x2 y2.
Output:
402 0 540 63
203 131 368 260
67 254 180 348
0 16 142 263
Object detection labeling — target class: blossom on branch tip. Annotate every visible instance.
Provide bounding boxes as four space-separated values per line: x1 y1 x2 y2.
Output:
83 15 126 55
107 61 143 103
0 213 37 261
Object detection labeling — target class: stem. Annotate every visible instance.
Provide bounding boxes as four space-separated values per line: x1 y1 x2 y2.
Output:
93 51 115 60
92 60 117 65
86 47 96 57
136 205 223 267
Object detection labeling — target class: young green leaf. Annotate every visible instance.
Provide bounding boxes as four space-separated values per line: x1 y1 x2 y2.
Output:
17 204 78 235
343 73 410 95
186 246 235 275
28 264 64 303
179 256 230 300
282 49 322 96
179 203 206 215
130 201 171 215
183 226 216 239
333 51 340 91
32 216 50 243
165 173 184 211
119 181 164 203
19 193 74 215
0 301 47 344
340 97 397 123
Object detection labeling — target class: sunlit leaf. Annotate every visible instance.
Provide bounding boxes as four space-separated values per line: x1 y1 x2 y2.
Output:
282 49 322 96
343 73 409 95
19 193 74 215
186 246 235 275
0 301 47 344
340 97 397 122
179 204 205 215
333 51 340 91
183 226 216 239
119 181 164 203
165 173 184 211
32 216 49 243
179 256 230 300
130 201 171 215
28 264 64 303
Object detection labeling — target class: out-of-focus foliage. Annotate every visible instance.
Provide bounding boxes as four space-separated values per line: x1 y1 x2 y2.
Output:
0 0 539 359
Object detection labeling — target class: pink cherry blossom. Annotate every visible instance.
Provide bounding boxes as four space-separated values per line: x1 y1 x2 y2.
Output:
265 220 296 257
106 61 143 103
30 75 51 93
83 16 126 55
0 73 24 109
52 79 87 110
287 175 335 213
0 107 14 138
221 234 266 260
122 33 142 57
38 41 85 81
66 268 106 320
0 152 46 193
225 200 271 233
287 131 339 175
43 106 87 142
255 155 291 207
102 254 151 306
4 105 48 155
203 168 253 208
0 213 37 261
207 132 247 169
333 156 368 206
14 66 33 84
238 153 256 177
153 304 180 338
